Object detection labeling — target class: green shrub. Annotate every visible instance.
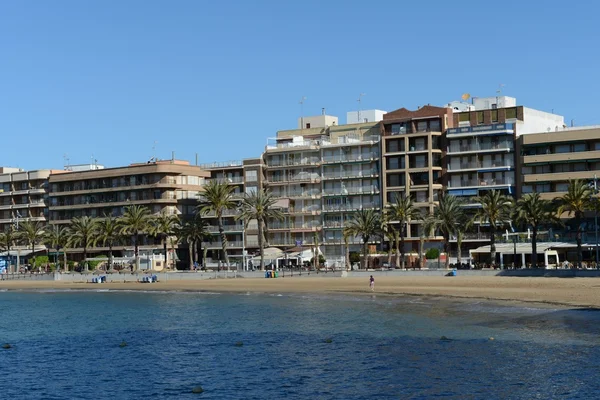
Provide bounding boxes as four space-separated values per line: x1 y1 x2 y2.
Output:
88 256 105 270
349 252 361 264
31 255 49 268
425 248 440 260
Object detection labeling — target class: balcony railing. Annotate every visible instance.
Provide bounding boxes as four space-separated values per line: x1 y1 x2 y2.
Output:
448 160 514 171
201 240 244 248
267 157 321 167
448 177 514 188
323 202 381 212
267 173 321 183
447 123 513 136
447 141 513 153
322 154 378 163
203 209 240 217
321 170 379 179
208 176 244 184
206 224 244 233
322 186 380 196
198 160 243 169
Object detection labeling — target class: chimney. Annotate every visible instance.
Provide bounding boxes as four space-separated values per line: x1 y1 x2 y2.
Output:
322 108 325 115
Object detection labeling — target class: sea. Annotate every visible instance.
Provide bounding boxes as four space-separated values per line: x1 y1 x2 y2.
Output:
1 290 599 399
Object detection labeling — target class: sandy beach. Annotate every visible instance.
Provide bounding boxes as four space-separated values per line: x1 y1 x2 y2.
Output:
2 276 600 308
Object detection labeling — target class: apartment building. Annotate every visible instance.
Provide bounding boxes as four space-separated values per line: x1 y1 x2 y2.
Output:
48 160 209 262
263 112 383 264
0 168 67 232
445 96 564 253
199 158 265 267
380 105 451 250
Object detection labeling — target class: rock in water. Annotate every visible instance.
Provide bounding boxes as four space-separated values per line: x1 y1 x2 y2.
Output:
119 341 127 348
324 338 333 343
192 386 204 394
489 337 495 341
234 341 243 347
2 344 11 349
440 336 451 341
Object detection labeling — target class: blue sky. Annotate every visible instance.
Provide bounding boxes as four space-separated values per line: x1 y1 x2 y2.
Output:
1 0 599 170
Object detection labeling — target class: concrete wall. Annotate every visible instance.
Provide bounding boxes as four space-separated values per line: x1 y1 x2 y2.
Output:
518 107 565 135
346 110 386 124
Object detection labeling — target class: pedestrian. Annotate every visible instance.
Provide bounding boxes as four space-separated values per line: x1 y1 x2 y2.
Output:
369 275 375 291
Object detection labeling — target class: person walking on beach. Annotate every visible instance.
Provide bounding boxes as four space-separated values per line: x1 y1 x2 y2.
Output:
369 275 375 291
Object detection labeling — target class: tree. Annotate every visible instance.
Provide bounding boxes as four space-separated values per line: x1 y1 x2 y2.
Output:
344 209 382 270
197 180 236 269
386 194 421 269
18 220 46 267
425 193 466 269
456 210 473 266
473 190 513 266
118 205 152 272
94 216 122 271
44 225 69 272
68 216 98 272
178 213 209 270
0 226 18 273
149 212 180 270
556 179 593 268
515 192 559 268
236 189 284 271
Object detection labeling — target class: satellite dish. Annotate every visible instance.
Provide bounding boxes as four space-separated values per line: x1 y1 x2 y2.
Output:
461 93 471 101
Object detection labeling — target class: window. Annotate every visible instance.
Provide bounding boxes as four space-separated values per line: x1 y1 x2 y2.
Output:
245 170 258 182
535 165 550 174
430 119 441 131
506 108 517 119
306 123 311 129
245 186 257 195
477 112 484 124
574 143 587 152
555 183 569 192
556 145 570 154
387 174 405 187
391 123 407 135
417 121 428 132
491 109 499 122
522 185 533 194
573 163 587 172
459 113 469 122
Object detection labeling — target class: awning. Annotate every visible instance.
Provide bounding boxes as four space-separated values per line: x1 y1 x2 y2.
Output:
469 242 580 255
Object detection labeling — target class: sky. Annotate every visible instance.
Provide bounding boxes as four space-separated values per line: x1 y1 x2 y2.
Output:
1 0 599 170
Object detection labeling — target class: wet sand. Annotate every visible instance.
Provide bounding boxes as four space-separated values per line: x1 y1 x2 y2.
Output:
2 276 600 308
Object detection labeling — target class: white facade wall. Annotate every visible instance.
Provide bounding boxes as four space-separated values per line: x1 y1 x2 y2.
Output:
346 109 386 124
518 108 566 136
298 115 338 129
473 96 516 110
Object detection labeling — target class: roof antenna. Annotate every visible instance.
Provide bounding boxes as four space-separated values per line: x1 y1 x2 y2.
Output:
63 154 71 171
357 93 366 123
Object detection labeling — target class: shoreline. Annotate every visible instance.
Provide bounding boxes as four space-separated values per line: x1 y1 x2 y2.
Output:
2 276 600 309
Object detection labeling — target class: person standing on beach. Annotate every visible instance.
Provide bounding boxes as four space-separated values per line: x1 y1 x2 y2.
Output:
369 275 374 291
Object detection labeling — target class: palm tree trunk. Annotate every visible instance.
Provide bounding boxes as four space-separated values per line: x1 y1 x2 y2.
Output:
457 231 463 265
576 213 582 268
490 226 496 267
395 237 400 269
532 226 538 268
444 234 450 269
83 244 88 272
163 237 168 271
109 243 113 270
344 235 350 270
362 238 368 270
188 241 194 270
258 220 265 271
400 231 406 269
387 236 392 268
63 249 68 272
217 214 230 270
134 233 140 272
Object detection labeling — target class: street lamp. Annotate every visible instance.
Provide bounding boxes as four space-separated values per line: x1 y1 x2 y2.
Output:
593 175 599 265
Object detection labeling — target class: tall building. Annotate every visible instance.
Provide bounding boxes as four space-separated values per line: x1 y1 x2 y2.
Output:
380 105 451 251
445 96 565 254
263 115 382 265
48 159 209 264
0 168 66 232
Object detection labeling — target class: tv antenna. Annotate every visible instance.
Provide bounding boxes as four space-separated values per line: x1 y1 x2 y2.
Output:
299 97 307 132
151 141 158 162
357 93 366 123
63 154 71 171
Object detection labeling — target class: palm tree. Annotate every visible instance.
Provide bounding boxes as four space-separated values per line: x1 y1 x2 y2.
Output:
149 212 180 270
0 227 18 273
94 216 122 271
68 216 98 272
515 192 559 268
556 179 593 268
425 193 466 269
456 210 473 266
473 190 513 267
236 189 284 270
386 194 421 269
118 205 152 272
197 180 236 269
18 220 46 267
178 214 209 270
44 225 69 272
344 209 382 270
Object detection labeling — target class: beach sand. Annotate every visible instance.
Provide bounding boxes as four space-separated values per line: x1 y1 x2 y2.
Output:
2 276 600 308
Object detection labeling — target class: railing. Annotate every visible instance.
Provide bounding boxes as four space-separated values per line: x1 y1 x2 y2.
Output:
408 144 427 152
198 160 243 169
267 158 321 167
322 186 379 196
409 162 428 169
447 141 513 153
447 123 513 136
52 177 179 193
448 178 514 188
322 154 378 163
203 209 240 217
208 176 244 184
448 160 514 171
267 174 321 183
201 241 244 248
321 170 379 179
323 202 381 212
206 224 244 232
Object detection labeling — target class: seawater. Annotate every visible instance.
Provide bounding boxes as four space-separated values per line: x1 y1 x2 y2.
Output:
1 291 600 399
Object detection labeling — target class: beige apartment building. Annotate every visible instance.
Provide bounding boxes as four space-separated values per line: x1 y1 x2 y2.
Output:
0 168 66 232
48 160 209 264
380 105 450 251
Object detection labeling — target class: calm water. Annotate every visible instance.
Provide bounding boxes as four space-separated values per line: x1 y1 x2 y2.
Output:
1 290 600 399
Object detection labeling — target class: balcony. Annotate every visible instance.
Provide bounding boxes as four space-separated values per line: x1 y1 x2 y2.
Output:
203 209 240 218
449 233 490 242
321 170 379 180
267 157 321 168
447 123 514 137
322 186 380 196
206 224 244 233
288 206 321 215
266 173 321 184
321 154 378 164
274 189 321 198
268 239 297 247
447 159 514 172
201 241 244 249
447 140 513 154
208 176 244 184
322 202 381 212
448 177 514 188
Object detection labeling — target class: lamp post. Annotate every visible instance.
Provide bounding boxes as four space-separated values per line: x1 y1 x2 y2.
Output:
594 175 599 265
341 184 348 270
